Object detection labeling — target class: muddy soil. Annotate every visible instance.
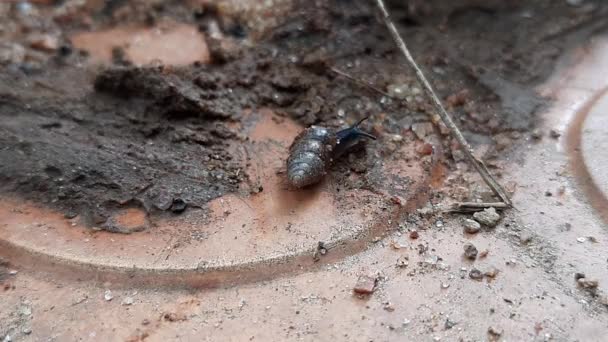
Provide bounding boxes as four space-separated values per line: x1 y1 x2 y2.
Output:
1 0 607 231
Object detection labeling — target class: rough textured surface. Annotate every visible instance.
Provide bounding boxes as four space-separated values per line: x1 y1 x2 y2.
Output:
2 1 608 341
2 0 606 227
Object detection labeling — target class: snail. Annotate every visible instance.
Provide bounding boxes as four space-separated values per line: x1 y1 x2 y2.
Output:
286 117 376 188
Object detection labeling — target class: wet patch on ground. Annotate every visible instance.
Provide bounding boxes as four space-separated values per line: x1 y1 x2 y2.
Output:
1 0 607 233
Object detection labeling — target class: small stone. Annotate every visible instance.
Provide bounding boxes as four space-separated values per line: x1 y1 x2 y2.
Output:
463 219 481 234
122 297 134 306
576 237 586 243
488 326 503 340
574 272 586 280
549 129 561 139
142 319 151 325
469 268 483 280
163 312 187 322
566 0 584 7
484 267 500 279
104 290 113 301
446 89 470 107
3 335 11 342
390 134 404 142
387 83 409 100
463 243 478 260
22 328 32 335
8 270 17 275
411 122 434 140
396 255 409 268
353 275 377 295
417 143 434 156
577 278 599 289
0 43 25 65
473 207 501 227
479 250 489 258
409 230 419 239
519 233 533 244
171 199 187 213
531 129 542 140
28 34 59 52
444 318 457 330
383 303 395 312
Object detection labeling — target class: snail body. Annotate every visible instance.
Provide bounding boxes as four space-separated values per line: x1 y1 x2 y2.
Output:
286 118 376 188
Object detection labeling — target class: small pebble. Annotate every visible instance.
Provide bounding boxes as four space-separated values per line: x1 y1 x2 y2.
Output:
484 267 500 279
488 326 503 340
463 243 478 260
104 290 113 301
469 268 483 280
122 297 134 306
473 207 501 227
353 275 377 295
577 278 599 289
396 255 409 268
409 230 419 239
463 219 481 234
566 0 584 7
549 129 561 139
444 318 457 330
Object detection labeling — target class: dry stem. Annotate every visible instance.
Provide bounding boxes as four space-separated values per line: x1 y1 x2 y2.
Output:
373 0 512 207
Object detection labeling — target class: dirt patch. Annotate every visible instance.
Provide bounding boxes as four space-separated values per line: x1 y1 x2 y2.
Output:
1 0 607 231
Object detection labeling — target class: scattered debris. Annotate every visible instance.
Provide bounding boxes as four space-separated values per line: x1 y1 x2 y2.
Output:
469 268 483 280
312 241 327 261
104 290 114 301
463 243 478 260
353 275 378 295
574 272 586 280
519 233 533 244
163 312 188 322
396 255 409 268
473 207 501 227
463 219 481 234
390 241 403 250
577 278 599 290
383 302 395 312
122 297 135 306
488 326 503 340
444 318 457 330
484 267 500 279
28 34 59 52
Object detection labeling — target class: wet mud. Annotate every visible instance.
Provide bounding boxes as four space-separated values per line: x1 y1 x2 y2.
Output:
1 0 607 232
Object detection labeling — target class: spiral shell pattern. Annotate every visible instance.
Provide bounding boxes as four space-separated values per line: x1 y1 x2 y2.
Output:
286 126 336 188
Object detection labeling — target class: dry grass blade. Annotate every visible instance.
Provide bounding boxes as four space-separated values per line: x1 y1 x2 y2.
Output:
373 0 512 207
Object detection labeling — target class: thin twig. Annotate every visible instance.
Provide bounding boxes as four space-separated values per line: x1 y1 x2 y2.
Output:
329 66 393 98
447 202 510 213
373 0 512 207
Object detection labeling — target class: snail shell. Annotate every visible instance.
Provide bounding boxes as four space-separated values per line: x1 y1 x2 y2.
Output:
286 126 336 188
286 118 376 188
